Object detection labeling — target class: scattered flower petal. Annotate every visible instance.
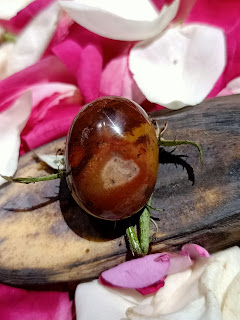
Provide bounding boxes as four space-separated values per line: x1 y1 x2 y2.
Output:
136 278 165 296
168 253 193 274
222 272 240 318
0 91 32 186
20 82 81 152
37 154 65 170
181 244 210 259
126 247 240 319
52 38 83 76
186 0 240 33
9 0 56 32
172 0 196 22
0 56 76 113
186 0 240 97
100 244 208 296
0 55 79 156
76 41 103 103
6 2 60 76
0 283 72 320
100 44 145 104
0 42 14 80
0 0 34 20
129 24 226 109
100 253 170 289
218 77 240 96
76 280 135 320
59 0 179 41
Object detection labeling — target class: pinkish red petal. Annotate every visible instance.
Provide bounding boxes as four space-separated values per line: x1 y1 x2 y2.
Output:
173 0 196 22
186 0 240 33
53 24 137 104
136 278 165 295
0 56 76 113
53 24 105 103
100 43 145 104
0 283 72 320
19 82 82 153
52 39 82 75
100 245 209 295
76 43 103 103
0 56 80 154
45 13 73 56
151 0 196 22
100 253 170 289
180 244 210 259
9 0 56 33
20 101 81 154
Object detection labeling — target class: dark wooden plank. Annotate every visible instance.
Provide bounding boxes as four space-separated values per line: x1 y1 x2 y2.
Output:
0 94 240 287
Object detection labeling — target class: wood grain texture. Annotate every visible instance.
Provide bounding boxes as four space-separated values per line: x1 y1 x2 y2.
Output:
0 95 240 287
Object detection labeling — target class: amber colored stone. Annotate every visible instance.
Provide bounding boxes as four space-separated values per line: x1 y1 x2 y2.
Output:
66 96 159 220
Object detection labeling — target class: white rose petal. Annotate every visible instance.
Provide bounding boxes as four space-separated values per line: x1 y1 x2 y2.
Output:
37 154 65 170
75 280 135 320
225 77 240 94
59 0 179 41
129 24 226 109
0 42 14 80
0 91 32 186
0 0 34 20
7 2 60 76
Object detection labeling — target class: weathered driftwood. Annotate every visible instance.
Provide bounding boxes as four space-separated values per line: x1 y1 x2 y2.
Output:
0 95 240 287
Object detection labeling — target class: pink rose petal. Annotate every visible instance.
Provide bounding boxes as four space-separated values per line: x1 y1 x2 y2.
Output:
100 253 170 289
0 283 72 320
151 0 196 22
0 56 76 113
173 0 196 22
167 253 193 274
19 82 82 153
52 39 82 75
53 24 139 103
0 56 80 155
76 42 103 103
45 13 73 57
9 0 56 33
53 24 105 103
186 0 240 33
100 43 145 104
180 244 210 259
100 244 210 295
20 101 81 153
136 277 165 295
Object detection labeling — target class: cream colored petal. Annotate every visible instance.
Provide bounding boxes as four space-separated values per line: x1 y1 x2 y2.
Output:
60 0 179 41
222 272 240 319
37 154 65 170
129 24 226 109
75 280 135 320
7 2 59 76
0 0 34 20
0 91 32 186
0 42 14 80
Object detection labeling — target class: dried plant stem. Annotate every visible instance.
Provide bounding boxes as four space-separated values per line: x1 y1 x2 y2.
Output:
0 172 66 184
